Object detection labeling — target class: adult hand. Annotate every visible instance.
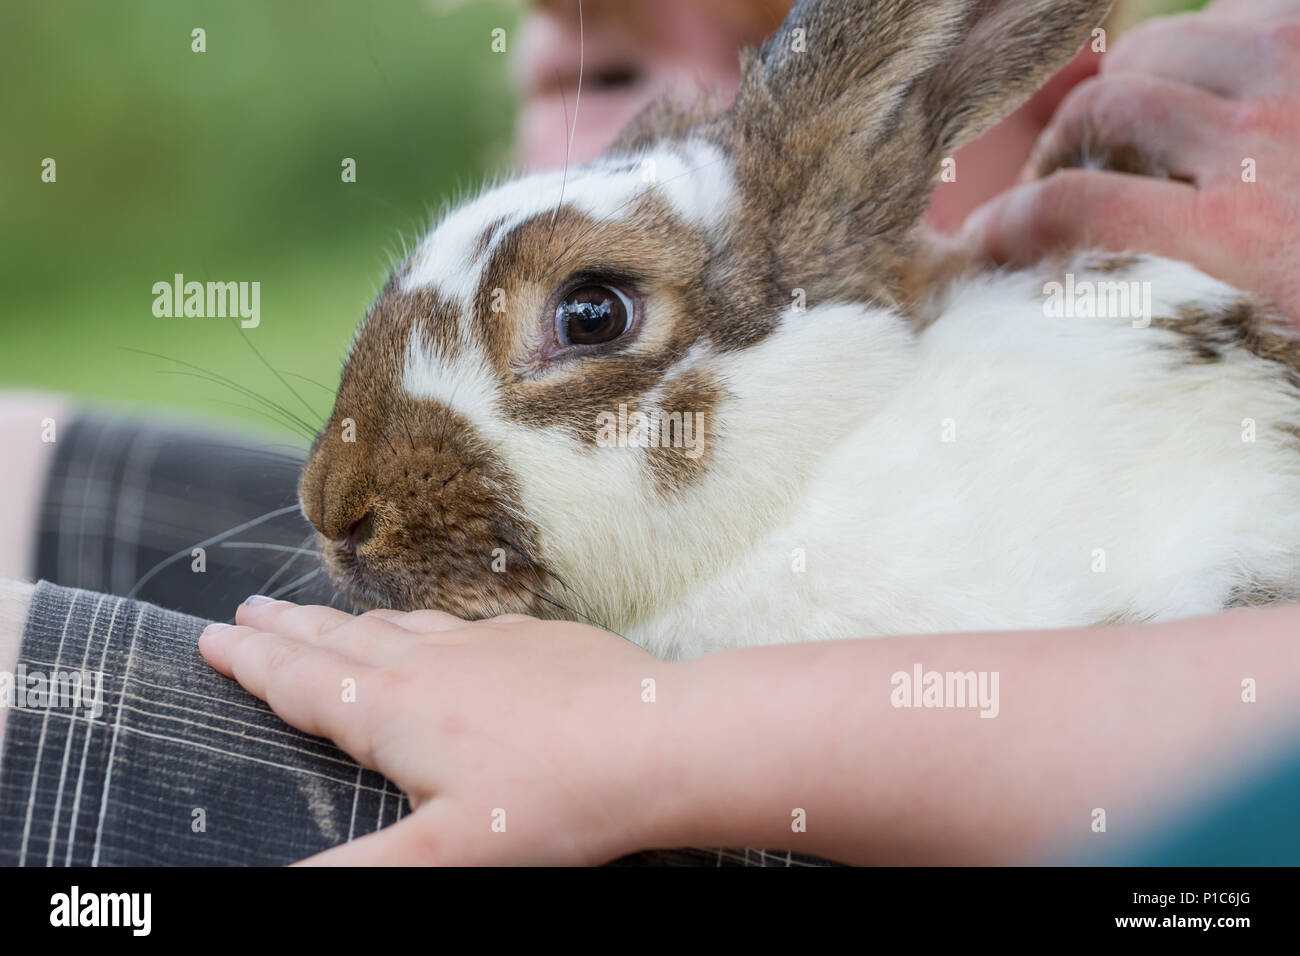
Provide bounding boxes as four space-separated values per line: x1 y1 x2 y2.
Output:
199 598 673 865
962 0 1300 324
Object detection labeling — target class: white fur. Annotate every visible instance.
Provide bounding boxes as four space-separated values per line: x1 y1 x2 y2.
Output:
392 160 1300 660
506 302 919 636
625 256 1300 658
401 330 501 434
400 141 734 309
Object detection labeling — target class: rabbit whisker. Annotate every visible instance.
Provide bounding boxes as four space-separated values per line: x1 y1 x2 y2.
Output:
252 530 323 597
277 368 338 397
136 360 319 440
126 504 303 598
230 317 326 426
269 567 323 602
547 0 583 236
219 542 319 557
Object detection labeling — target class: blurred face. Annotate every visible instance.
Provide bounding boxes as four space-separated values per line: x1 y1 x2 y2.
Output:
512 0 1100 231
514 0 787 170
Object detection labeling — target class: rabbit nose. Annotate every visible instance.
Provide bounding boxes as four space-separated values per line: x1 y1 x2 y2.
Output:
343 512 375 549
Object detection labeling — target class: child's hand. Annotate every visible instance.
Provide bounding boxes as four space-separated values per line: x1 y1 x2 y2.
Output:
199 598 674 865
962 0 1300 324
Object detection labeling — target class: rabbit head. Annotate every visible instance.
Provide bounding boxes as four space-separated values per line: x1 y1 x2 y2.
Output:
300 0 1114 625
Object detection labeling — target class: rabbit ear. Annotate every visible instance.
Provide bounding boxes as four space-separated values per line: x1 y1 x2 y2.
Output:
719 0 1113 301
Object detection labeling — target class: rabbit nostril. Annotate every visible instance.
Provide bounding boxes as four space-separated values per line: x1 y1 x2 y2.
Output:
344 512 375 548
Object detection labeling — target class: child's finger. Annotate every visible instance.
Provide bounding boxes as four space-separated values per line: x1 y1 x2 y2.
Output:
200 623 381 764
235 597 358 638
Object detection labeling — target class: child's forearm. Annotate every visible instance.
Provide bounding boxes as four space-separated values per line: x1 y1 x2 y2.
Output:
0 579 36 743
649 606 1300 864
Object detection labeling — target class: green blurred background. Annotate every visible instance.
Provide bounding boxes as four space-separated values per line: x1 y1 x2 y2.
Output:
0 0 518 443
0 0 1202 447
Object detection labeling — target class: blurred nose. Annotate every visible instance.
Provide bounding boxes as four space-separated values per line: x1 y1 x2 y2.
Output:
343 511 375 549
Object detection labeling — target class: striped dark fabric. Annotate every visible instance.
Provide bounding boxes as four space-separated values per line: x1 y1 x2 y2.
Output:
0 581 407 866
34 415 336 621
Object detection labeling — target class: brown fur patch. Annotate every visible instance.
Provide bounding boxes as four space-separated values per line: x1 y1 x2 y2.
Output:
466 193 775 471
469 200 714 375
642 367 725 495
1082 254 1142 276
1093 609 1153 627
607 95 727 156
1227 583 1300 608
300 286 560 617
1150 298 1300 382
472 217 507 261
896 229 990 327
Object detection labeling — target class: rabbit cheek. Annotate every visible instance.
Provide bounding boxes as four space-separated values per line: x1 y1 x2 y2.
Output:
634 366 723 495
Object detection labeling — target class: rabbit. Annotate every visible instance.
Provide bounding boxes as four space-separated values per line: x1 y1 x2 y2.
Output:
299 0 1300 660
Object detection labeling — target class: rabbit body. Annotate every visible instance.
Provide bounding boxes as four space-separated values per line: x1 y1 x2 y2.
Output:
629 253 1300 658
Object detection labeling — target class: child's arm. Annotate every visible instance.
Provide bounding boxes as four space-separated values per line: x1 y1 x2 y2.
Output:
202 598 1300 865
0 579 35 742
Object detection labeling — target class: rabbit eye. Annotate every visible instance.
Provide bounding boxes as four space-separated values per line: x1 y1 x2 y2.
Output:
555 284 633 347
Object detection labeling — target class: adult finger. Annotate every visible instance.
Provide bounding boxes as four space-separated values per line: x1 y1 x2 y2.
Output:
1203 0 1300 24
963 168 1198 268
1104 14 1296 99
1028 73 1236 185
